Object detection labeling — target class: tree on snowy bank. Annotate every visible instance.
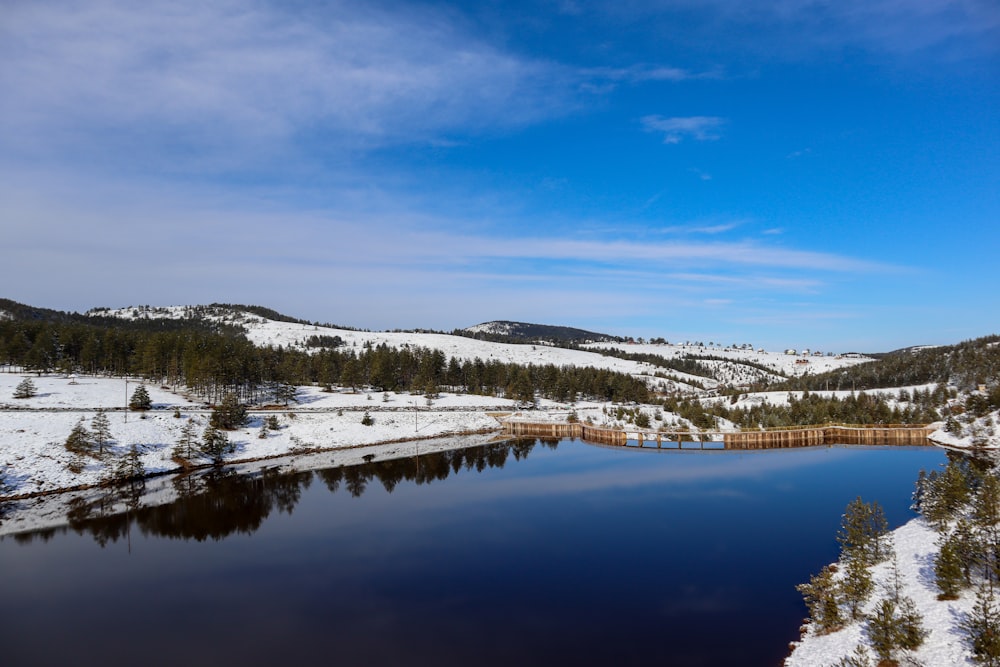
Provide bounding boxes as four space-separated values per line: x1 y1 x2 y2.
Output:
795 497 931 664
210 393 248 430
200 424 233 466
129 384 151 411
91 409 113 456
12 377 36 399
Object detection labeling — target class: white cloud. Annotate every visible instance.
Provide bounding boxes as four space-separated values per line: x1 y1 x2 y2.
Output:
641 115 726 144
0 0 572 166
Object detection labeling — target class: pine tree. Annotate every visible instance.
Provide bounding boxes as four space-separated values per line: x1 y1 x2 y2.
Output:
274 383 297 406
962 584 1000 667
210 392 248 430
64 417 94 457
173 418 199 461
865 595 927 664
110 444 145 483
129 384 152 411
796 565 843 634
896 597 928 652
361 411 374 426
936 533 967 599
91 409 113 457
837 497 889 566
922 461 972 530
200 423 232 465
974 475 1000 581
835 644 872 667
13 377 36 399
842 555 874 620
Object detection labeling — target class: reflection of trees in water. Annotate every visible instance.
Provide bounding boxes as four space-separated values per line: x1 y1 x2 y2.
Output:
315 438 547 497
10 438 551 546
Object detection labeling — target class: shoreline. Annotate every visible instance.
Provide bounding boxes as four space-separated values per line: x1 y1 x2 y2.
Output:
0 429 511 537
0 424 504 504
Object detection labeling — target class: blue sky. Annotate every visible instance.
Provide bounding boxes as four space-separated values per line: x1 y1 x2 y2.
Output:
1 0 997 351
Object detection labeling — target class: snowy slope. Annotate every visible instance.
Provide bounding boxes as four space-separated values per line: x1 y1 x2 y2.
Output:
584 341 873 380
785 518 978 666
91 305 695 390
91 304 872 394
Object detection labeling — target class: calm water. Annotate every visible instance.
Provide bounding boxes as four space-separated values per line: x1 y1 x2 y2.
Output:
0 439 947 667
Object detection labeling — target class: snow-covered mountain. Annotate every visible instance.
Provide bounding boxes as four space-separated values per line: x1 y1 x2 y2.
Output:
85 304 873 393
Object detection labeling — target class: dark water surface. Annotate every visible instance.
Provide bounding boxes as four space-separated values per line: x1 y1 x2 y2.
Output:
0 439 947 667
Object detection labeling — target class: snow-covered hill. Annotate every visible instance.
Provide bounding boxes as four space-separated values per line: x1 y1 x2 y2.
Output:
90 304 873 394
463 320 618 342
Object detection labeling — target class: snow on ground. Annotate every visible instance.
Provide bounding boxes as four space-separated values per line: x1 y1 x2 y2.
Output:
929 409 1000 450
704 384 941 411
0 373 508 500
0 371 700 505
0 371 702 536
0 431 505 537
787 397 1000 666
584 341 873 379
785 518 977 666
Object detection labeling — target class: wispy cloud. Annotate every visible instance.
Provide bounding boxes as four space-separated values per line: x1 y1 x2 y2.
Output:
659 222 741 235
583 64 721 83
641 115 726 144
0 170 901 327
0 0 572 169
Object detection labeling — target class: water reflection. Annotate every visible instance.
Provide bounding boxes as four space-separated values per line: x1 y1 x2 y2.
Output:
11 439 554 546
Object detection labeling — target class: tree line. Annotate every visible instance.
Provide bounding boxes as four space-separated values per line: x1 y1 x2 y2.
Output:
0 319 650 405
776 335 1000 393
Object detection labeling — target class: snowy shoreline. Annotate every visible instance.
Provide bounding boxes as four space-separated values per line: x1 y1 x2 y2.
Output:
784 416 1000 666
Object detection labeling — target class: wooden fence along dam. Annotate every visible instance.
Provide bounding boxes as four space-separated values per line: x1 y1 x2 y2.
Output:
501 419 934 450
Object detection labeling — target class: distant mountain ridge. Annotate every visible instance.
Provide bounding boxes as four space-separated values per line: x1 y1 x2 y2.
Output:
463 320 621 343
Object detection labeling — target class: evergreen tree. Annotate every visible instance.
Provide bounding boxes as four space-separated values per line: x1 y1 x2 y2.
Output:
963 584 1000 667
91 409 113 457
64 418 94 457
922 461 972 530
210 392 248 430
796 565 843 634
865 595 927 664
837 497 890 566
13 377 36 399
842 555 874 620
835 644 872 667
974 475 1000 582
936 532 968 599
129 384 152 411
110 444 145 483
274 383 297 406
361 411 374 426
200 424 232 465
173 418 199 461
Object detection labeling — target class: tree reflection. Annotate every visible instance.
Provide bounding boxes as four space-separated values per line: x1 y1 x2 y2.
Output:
9 439 547 545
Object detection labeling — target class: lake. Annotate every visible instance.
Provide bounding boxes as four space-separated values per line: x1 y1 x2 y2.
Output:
0 439 948 666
